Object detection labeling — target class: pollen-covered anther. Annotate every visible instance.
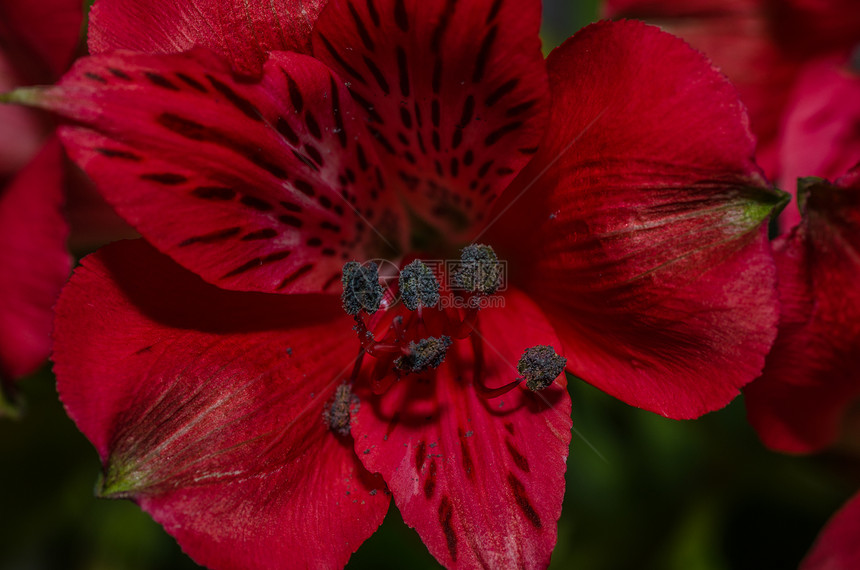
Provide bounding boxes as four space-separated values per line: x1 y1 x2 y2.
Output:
399 260 440 310
395 336 453 374
452 244 502 296
323 383 359 436
517 345 567 391
341 261 384 315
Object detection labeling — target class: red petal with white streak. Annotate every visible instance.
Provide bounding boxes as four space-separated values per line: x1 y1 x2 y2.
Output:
312 0 549 237
352 289 571 568
89 0 325 75
745 168 860 453
0 138 70 382
42 49 405 294
486 20 782 419
53 239 389 569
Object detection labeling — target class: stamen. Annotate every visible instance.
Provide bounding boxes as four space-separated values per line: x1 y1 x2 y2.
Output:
323 383 359 435
399 259 440 310
341 261 384 315
452 243 501 295
395 336 453 374
517 345 567 391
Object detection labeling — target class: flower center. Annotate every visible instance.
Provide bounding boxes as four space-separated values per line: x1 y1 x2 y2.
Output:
324 245 566 434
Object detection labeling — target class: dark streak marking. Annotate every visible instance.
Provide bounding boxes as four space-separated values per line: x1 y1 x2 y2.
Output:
305 112 322 140
176 73 208 92
283 71 304 112
322 248 337 256
140 173 187 185
241 228 278 240
363 55 390 94
485 78 519 107
107 68 131 80
424 460 438 498
320 221 341 232
304 144 324 166
432 100 440 128
366 0 380 26
145 72 180 91
85 72 107 83
240 195 274 212
439 497 458 561
348 87 384 123
496 167 515 176
398 171 420 191
318 33 368 86
206 74 262 121
319 195 333 209
279 215 303 227
415 441 427 471
368 126 396 155
459 95 475 127
478 160 494 178
278 263 313 289
463 150 474 166
356 143 369 171
472 26 498 83
400 107 413 129
459 430 476 482
95 148 141 161
430 0 455 54
506 99 537 117
348 1 375 51
485 122 522 145
192 186 236 200
451 129 463 150
432 59 442 95
394 0 409 31
179 227 241 247
413 102 423 128
508 472 542 528
487 0 504 23
450 157 459 178
280 201 302 212
323 270 342 291
330 76 348 148
276 116 300 145
505 439 530 472
518 146 539 155
294 179 315 196
306 237 323 247
504 422 515 435
432 130 441 152
396 46 410 97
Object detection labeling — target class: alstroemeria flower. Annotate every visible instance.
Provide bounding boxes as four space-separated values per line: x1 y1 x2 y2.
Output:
604 0 860 229
802 488 860 570
0 0 81 404
744 166 860 453
13 0 783 566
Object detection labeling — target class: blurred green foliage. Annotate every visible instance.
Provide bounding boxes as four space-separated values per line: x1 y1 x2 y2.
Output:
2 1 857 569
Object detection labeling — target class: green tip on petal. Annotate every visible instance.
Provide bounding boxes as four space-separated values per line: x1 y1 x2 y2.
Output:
740 186 791 226
97 457 150 499
796 176 826 214
0 86 50 107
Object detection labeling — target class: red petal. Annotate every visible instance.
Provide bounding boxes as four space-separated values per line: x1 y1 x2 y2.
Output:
744 169 860 453
312 0 549 237
352 289 571 568
89 0 325 75
605 0 800 180
45 49 405 294
801 490 860 570
486 20 783 419
0 0 83 81
0 138 71 381
53 239 389 569
777 57 860 229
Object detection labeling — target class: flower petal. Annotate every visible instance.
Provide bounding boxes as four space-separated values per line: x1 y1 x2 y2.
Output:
801 490 860 570
41 49 405 294
89 0 325 75
0 138 71 382
486 20 783 419
0 0 83 80
605 0 800 179
777 57 860 230
53 239 389 569
312 0 549 237
352 289 571 568
744 168 860 453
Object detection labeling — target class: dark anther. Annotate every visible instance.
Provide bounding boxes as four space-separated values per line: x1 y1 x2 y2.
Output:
395 336 453 373
342 261 384 315
323 383 359 435
399 260 440 310
517 345 566 391
452 243 501 295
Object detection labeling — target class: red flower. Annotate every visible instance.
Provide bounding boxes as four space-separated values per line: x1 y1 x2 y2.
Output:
802 488 860 570
0 0 81 402
605 0 860 229
743 166 860 453
23 0 782 566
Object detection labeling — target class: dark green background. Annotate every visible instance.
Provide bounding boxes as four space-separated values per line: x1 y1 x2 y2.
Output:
2 1 857 568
